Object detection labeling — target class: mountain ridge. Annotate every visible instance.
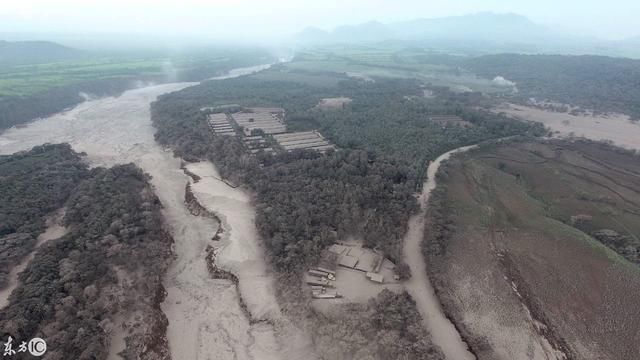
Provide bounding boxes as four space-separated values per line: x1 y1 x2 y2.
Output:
294 12 560 44
0 40 83 65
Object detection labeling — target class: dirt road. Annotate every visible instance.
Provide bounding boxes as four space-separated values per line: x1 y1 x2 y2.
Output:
403 145 477 360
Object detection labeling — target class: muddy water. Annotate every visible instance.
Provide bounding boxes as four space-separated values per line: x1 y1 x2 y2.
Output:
403 146 477 360
0 64 305 360
186 162 316 359
0 210 67 309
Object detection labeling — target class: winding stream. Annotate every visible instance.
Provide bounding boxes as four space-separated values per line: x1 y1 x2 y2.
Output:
403 145 477 360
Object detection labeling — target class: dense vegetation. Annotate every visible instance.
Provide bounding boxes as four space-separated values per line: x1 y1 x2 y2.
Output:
0 147 173 359
253 149 417 269
152 70 543 272
312 289 444 359
0 144 88 289
312 83 544 175
0 48 276 130
465 54 640 119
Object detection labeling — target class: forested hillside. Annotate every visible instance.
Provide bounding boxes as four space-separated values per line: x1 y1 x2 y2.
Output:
0 144 88 290
152 70 544 272
0 148 173 359
465 54 640 118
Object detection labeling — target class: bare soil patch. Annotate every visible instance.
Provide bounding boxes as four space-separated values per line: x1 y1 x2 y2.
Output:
425 139 640 359
496 103 640 150
316 97 353 110
308 239 403 310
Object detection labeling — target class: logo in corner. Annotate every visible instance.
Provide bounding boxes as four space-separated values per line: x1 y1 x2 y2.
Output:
28 337 47 357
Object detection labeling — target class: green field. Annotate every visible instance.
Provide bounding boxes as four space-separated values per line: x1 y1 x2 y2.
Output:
288 45 510 93
0 44 514 97
0 56 236 97
0 48 276 129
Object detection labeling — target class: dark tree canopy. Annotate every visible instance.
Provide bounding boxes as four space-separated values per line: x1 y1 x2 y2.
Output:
0 148 172 360
465 54 640 119
0 144 89 289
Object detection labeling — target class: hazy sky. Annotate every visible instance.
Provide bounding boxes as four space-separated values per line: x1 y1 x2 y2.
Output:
1 0 639 41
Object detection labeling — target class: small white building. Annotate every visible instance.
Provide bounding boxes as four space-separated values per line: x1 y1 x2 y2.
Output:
366 272 384 284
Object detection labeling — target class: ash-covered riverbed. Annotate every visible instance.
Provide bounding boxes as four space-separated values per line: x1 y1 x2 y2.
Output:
0 64 313 360
403 146 477 360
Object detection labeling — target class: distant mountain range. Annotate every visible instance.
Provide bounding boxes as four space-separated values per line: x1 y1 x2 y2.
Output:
293 13 640 58
0 40 83 65
295 13 557 44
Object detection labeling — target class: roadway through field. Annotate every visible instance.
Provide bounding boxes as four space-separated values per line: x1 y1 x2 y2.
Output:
403 145 477 360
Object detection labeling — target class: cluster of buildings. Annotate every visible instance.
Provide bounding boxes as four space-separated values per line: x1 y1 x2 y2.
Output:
243 135 274 154
204 106 336 155
231 108 286 154
305 243 398 301
328 244 387 284
232 108 287 136
273 131 335 153
305 267 342 299
206 113 236 136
